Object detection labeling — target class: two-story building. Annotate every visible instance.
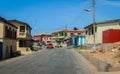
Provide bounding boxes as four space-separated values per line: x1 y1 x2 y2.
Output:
52 30 67 42
51 29 85 47
85 19 120 44
9 20 32 54
33 33 51 45
0 17 17 60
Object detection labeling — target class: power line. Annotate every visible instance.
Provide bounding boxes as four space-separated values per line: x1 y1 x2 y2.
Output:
51 0 92 32
66 0 92 29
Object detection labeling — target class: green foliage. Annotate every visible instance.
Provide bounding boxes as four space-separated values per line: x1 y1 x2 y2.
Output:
115 53 120 58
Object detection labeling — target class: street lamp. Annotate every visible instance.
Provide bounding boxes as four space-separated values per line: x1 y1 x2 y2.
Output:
85 0 96 51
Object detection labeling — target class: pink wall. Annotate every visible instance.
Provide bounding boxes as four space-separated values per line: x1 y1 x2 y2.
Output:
42 36 51 42
34 35 42 41
34 35 51 42
67 30 83 37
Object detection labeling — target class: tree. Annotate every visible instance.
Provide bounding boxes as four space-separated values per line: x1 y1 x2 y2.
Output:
73 27 78 30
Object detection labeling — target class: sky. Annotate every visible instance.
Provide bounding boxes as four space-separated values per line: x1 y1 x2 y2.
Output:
0 0 120 36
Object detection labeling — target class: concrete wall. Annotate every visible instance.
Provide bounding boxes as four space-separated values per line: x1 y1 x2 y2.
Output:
10 22 31 39
80 52 111 72
10 21 32 55
67 31 83 37
96 22 120 44
17 40 32 54
72 36 86 46
0 22 17 59
86 35 94 44
86 22 120 44
78 36 86 45
3 39 17 59
0 23 3 39
17 47 32 55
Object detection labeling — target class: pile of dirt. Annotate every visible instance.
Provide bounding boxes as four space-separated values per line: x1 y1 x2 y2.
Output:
79 42 120 72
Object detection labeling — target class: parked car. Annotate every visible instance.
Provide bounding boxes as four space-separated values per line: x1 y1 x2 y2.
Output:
46 43 54 49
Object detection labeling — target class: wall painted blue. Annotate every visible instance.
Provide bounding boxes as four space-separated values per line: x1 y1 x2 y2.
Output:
72 36 86 46
72 36 78 46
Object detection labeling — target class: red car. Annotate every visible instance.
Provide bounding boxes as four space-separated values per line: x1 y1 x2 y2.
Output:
46 44 54 49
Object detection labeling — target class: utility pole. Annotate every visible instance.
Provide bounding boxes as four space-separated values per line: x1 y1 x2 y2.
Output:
92 0 96 51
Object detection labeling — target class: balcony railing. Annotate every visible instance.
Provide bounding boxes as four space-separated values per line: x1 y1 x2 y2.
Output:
19 32 25 36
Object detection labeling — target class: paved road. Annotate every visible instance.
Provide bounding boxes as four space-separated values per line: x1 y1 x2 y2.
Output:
0 48 98 74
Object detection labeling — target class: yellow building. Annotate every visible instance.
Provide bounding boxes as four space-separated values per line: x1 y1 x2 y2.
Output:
9 20 32 54
85 19 120 44
0 17 17 60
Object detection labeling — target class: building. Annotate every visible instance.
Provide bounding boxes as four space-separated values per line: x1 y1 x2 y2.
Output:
52 30 67 43
52 30 84 41
9 20 32 54
103 29 120 43
72 36 86 46
51 29 85 47
85 19 120 44
33 33 51 45
0 17 17 60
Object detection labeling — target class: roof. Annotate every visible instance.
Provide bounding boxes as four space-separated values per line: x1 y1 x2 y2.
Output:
52 29 84 34
84 19 120 29
34 33 51 36
52 30 67 34
9 20 32 29
0 17 17 28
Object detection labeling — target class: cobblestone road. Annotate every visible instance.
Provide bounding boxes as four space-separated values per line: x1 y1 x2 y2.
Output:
0 48 98 74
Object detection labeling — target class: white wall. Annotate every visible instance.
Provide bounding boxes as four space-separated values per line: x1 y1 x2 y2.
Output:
96 22 120 43
86 22 120 44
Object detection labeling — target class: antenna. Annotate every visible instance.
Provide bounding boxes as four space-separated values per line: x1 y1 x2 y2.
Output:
65 25 67 30
34 19 37 35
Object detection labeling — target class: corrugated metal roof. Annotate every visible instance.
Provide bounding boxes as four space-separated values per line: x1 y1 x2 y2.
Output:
52 29 84 34
84 19 120 29
34 33 51 36
9 20 32 29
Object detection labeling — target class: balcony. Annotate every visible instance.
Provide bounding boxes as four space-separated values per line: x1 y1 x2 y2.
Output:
18 32 32 40
18 32 26 39
19 32 25 36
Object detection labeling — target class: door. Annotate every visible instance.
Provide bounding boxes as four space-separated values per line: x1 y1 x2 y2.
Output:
0 42 3 60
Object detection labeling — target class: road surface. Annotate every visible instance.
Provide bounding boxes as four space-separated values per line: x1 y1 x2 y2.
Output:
0 48 98 74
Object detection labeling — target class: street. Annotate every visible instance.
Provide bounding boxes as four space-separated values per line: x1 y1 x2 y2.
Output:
0 48 98 74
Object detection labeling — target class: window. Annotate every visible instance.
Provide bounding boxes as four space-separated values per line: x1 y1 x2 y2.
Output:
95 27 97 32
20 26 25 32
12 29 17 39
8 28 12 38
14 30 17 39
5 26 8 38
12 29 14 39
6 46 9 58
61 32 63 36
19 40 26 47
5 26 16 39
10 45 13 57
78 33 81 35
92 28 94 35
65 32 67 36
71 33 74 36
9 28 12 38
